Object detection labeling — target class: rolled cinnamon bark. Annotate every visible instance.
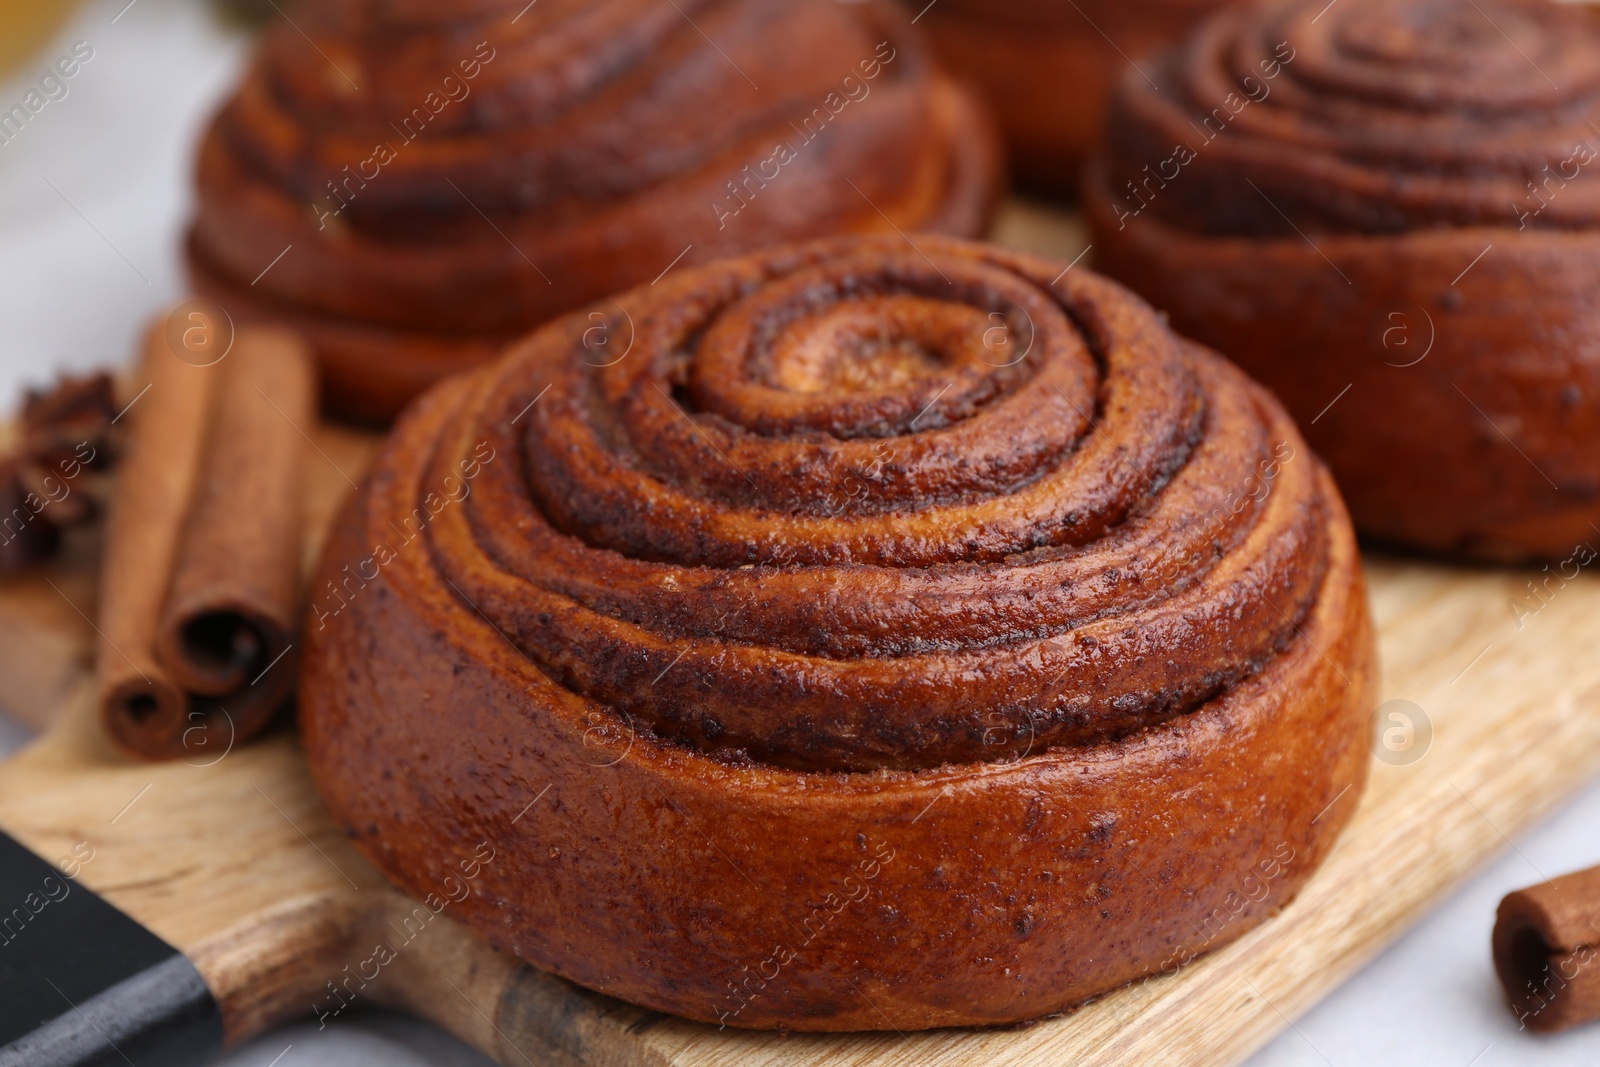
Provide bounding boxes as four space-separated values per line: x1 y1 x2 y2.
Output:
1494 867 1600 1032
98 323 218 753
98 320 315 760
156 326 312 750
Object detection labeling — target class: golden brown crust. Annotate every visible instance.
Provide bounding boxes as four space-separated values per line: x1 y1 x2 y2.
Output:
187 0 1002 423
1087 0 1600 560
300 235 1375 1029
921 0 1227 196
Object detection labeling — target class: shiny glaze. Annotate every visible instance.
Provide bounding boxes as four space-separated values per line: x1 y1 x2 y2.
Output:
300 236 1375 1029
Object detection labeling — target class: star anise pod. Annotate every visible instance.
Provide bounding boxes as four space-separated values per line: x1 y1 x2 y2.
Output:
0 372 120 574
0 453 61 572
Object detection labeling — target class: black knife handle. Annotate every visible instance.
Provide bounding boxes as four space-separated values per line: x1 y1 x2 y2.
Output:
0 830 223 1066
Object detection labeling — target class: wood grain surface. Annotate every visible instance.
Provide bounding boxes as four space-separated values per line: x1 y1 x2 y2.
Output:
2 204 1598 1065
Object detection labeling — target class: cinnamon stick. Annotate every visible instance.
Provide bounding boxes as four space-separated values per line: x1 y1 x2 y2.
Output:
98 319 315 760
98 322 217 750
1494 865 1600 1031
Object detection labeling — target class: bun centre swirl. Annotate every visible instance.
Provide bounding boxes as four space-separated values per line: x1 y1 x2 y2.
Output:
366 236 1331 772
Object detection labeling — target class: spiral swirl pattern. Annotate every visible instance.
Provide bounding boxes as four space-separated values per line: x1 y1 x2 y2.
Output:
188 0 999 421
303 235 1374 1029
342 235 1330 771
1104 0 1600 235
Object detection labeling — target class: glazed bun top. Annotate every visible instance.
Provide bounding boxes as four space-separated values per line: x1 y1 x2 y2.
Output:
1104 0 1600 235
357 235 1335 774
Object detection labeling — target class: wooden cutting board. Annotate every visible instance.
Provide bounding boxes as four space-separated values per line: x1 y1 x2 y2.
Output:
4 205 1600 1066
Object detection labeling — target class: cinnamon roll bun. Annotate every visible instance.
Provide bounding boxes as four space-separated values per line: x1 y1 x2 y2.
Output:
188 0 1001 423
920 0 1229 195
300 234 1375 1029
1086 0 1600 560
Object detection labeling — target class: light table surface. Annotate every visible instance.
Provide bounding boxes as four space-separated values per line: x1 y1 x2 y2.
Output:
1 3 1597 1064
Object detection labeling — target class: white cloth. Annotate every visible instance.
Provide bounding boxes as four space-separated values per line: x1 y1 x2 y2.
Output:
1 2 1597 1064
